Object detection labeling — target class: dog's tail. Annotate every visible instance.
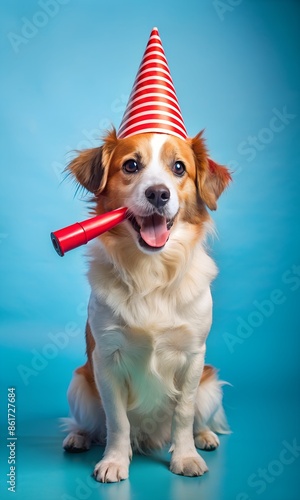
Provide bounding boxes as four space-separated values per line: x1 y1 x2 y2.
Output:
196 364 231 434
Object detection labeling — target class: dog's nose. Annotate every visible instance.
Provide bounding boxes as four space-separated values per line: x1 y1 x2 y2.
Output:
145 184 170 209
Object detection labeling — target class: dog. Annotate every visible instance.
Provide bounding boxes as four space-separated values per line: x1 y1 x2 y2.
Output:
62 128 231 482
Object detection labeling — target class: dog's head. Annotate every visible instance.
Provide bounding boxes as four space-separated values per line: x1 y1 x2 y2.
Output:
68 128 231 254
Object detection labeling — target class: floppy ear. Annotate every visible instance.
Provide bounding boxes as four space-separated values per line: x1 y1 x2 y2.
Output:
67 146 107 194
67 128 118 195
200 158 232 211
191 132 231 211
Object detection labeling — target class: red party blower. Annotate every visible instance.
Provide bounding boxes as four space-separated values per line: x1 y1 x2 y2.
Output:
51 207 128 256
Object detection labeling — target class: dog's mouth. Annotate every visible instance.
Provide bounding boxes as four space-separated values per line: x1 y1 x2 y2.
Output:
128 213 174 251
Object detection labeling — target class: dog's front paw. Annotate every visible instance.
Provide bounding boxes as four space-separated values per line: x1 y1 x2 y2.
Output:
93 456 130 483
170 452 208 477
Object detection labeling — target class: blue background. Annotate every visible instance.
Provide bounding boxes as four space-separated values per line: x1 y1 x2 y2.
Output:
1 1 300 499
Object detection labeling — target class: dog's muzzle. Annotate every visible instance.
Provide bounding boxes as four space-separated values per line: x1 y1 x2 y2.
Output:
128 211 174 252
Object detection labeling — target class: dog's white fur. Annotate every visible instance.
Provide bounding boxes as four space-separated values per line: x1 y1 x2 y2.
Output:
62 131 230 482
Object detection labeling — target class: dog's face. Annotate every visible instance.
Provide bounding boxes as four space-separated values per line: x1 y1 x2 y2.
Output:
68 129 231 254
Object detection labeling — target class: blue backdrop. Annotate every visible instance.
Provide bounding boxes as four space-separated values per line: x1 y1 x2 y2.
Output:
1 1 300 499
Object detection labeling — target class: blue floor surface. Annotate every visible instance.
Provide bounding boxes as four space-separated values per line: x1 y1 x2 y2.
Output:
0 345 299 500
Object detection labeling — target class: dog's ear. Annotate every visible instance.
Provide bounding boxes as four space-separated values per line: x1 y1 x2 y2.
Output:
67 146 107 194
67 128 118 195
191 132 231 211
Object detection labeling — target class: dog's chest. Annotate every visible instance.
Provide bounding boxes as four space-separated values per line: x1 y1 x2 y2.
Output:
94 317 197 410
89 288 209 409
89 288 202 353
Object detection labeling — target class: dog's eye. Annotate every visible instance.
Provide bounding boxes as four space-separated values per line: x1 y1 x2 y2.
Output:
123 159 139 174
172 161 186 177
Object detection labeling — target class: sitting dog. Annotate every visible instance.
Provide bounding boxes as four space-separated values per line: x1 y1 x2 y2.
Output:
62 127 231 482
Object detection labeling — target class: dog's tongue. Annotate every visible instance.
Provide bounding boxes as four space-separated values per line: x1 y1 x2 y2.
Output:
140 214 169 248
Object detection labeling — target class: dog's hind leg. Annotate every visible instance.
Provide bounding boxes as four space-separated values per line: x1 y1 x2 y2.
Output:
193 365 230 451
62 364 106 453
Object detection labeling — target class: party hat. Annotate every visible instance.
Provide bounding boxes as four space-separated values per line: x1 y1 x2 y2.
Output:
117 27 187 140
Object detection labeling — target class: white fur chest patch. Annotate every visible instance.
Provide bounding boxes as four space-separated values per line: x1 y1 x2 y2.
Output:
88 239 216 414
89 289 208 414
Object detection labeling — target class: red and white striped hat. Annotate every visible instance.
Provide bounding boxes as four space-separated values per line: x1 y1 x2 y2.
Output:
117 27 187 141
